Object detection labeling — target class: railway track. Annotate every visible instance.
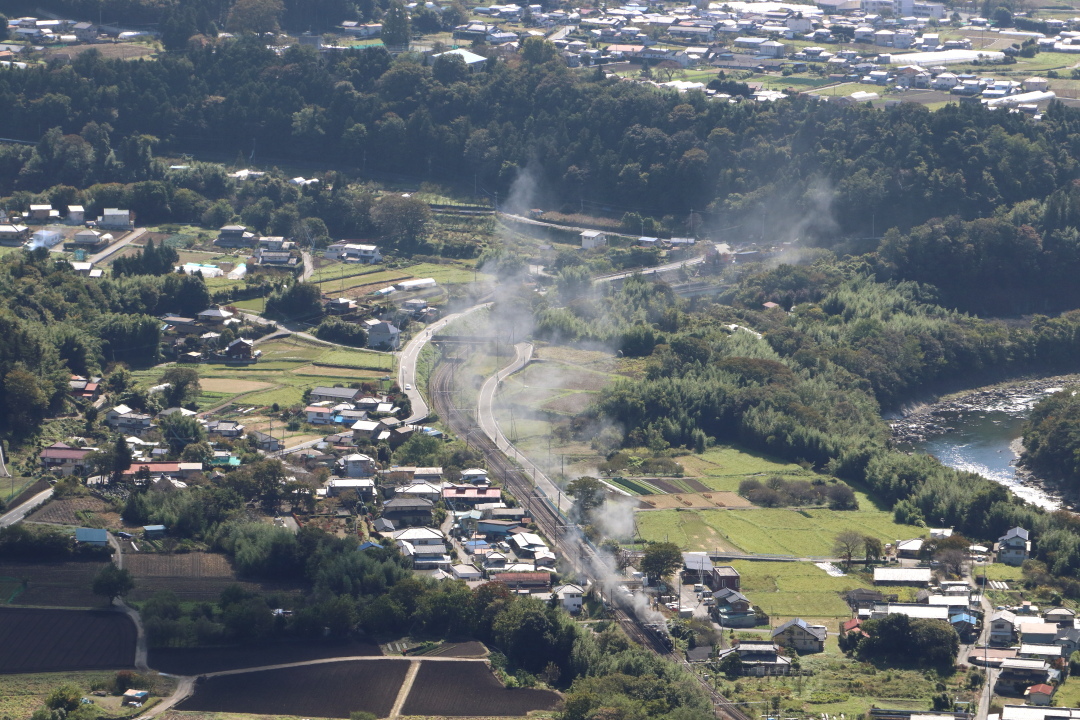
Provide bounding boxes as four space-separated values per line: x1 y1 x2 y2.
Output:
429 360 752 720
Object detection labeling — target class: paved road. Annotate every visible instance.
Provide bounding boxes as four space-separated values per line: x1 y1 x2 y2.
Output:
0 487 53 528
398 302 492 424
90 227 146 264
595 254 706 283
476 342 573 517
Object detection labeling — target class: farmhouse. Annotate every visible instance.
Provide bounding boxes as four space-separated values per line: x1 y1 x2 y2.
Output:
551 584 585 614
1044 607 1076 626
99 208 133 229
442 485 502 507
1026 684 1056 706
381 496 434 527
895 537 924 558
0 224 29 245
249 430 283 452
365 320 401 350
712 587 757 627
216 225 257 248
39 442 91 477
206 420 244 438
305 405 336 425
310 386 363 403
772 618 827 653
197 307 234 325
714 641 792 676
998 527 1031 566
991 610 1019 645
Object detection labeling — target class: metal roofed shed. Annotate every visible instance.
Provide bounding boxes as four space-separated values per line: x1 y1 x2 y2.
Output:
75 528 109 546
873 567 931 585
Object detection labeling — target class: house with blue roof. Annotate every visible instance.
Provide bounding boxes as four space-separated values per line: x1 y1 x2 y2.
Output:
74 528 108 546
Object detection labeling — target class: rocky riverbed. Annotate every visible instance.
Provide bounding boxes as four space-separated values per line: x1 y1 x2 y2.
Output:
890 374 1080 511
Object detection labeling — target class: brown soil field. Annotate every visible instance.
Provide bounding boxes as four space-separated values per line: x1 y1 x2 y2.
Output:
682 478 711 493
126 575 293 604
424 641 488 658
177 659 407 717
150 642 382 675
638 492 750 509
0 560 108 607
646 478 685 494
0 607 136 673
400 662 560 717
199 378 273 393
27 497 112 525
124 552 235 578
51 43 156 60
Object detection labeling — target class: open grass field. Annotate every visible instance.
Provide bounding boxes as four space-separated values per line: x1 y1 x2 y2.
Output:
729 560 872 620
982 563 1025 581
0 560 108 608
401 661 561 717
1053 674 1080 706
0 476 38 506
0 608 136 673
198 378 273 393
315 348 395 370
177 660 410 718
149 642 382 675
636 507 919 556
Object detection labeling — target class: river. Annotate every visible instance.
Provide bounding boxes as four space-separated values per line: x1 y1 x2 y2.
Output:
892 377 1077 512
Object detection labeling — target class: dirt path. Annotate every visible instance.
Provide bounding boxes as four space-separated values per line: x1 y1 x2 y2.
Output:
389 660 421 717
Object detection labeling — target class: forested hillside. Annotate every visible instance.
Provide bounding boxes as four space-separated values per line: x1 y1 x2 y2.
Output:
8 42 1080 310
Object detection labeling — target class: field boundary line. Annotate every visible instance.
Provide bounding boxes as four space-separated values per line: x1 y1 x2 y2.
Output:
196 655 485 679
390 660 421 717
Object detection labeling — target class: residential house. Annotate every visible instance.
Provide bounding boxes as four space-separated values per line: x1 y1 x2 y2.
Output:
69 375 100 400
452 564 482 580
326 297 357 314
772 618 827 653
581 230 607 249
305 405 337 425
997 658 1051 695
998 527 1032 566
552 584 585 614
122 462 203 481
327 478 376 500
478 519 520 536
72 229 106 251
397 482 446 502
310 386 362 403
1044 608 1075 626
846 588 888 610
951 612 978 639
324 242 382 263
105 404 153 434
0 224 29 246
461 468 489 484
99 208 133 229
249 430 283 452
869 603 950 621
1020 621 1058 645
162 315 201 335
714 641 792 676
341 453 376 478
712 587 757 628
216 225 257 248
75 528 108 546
223 338 256 360
442 485 502 508
991 610 1019 645
197 307 234 325
895 538 924 558
206 420 244 438
28 204 52 222
39 442 91 477
365 320 401 350
381 496 434 527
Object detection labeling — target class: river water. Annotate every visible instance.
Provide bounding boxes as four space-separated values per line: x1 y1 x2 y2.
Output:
895 379 1073 512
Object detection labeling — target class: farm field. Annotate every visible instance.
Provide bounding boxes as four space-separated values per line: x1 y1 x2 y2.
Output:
177 660 409 718
400 661 561 717
0 608 136 673
728 560 873 620
635 507 919 556
982 563 1025 582
27 497 115 526
149 641 382 675
125 552 299 603
0 560 108 607
638 492 751 509
673 446 810 493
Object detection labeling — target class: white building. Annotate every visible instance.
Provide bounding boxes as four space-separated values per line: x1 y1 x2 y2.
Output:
324 242 382 263
581 230 608 249
552 584 585 613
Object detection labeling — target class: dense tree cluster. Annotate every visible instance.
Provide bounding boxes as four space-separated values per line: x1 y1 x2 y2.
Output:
1022 387 1080 484
848 614 959 669
6 40 1080 266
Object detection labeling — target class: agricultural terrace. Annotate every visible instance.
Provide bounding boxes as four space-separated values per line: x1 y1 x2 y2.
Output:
635 507 920 557
131 336 394 447
0 560 107 608
0 608 136 674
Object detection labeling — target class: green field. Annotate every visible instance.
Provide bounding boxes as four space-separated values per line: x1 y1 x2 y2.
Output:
637 507 919 556
1054 675 1080 706
982 563 1025 581
0 476 35 505
675 445 810 492
315 348 395 371
729 560 872 620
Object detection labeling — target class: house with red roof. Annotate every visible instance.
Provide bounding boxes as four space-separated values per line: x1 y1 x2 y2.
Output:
1025 684 1055 706
39 442 91 477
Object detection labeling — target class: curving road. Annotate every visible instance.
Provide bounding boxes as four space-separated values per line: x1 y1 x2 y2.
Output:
397 302 492 424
